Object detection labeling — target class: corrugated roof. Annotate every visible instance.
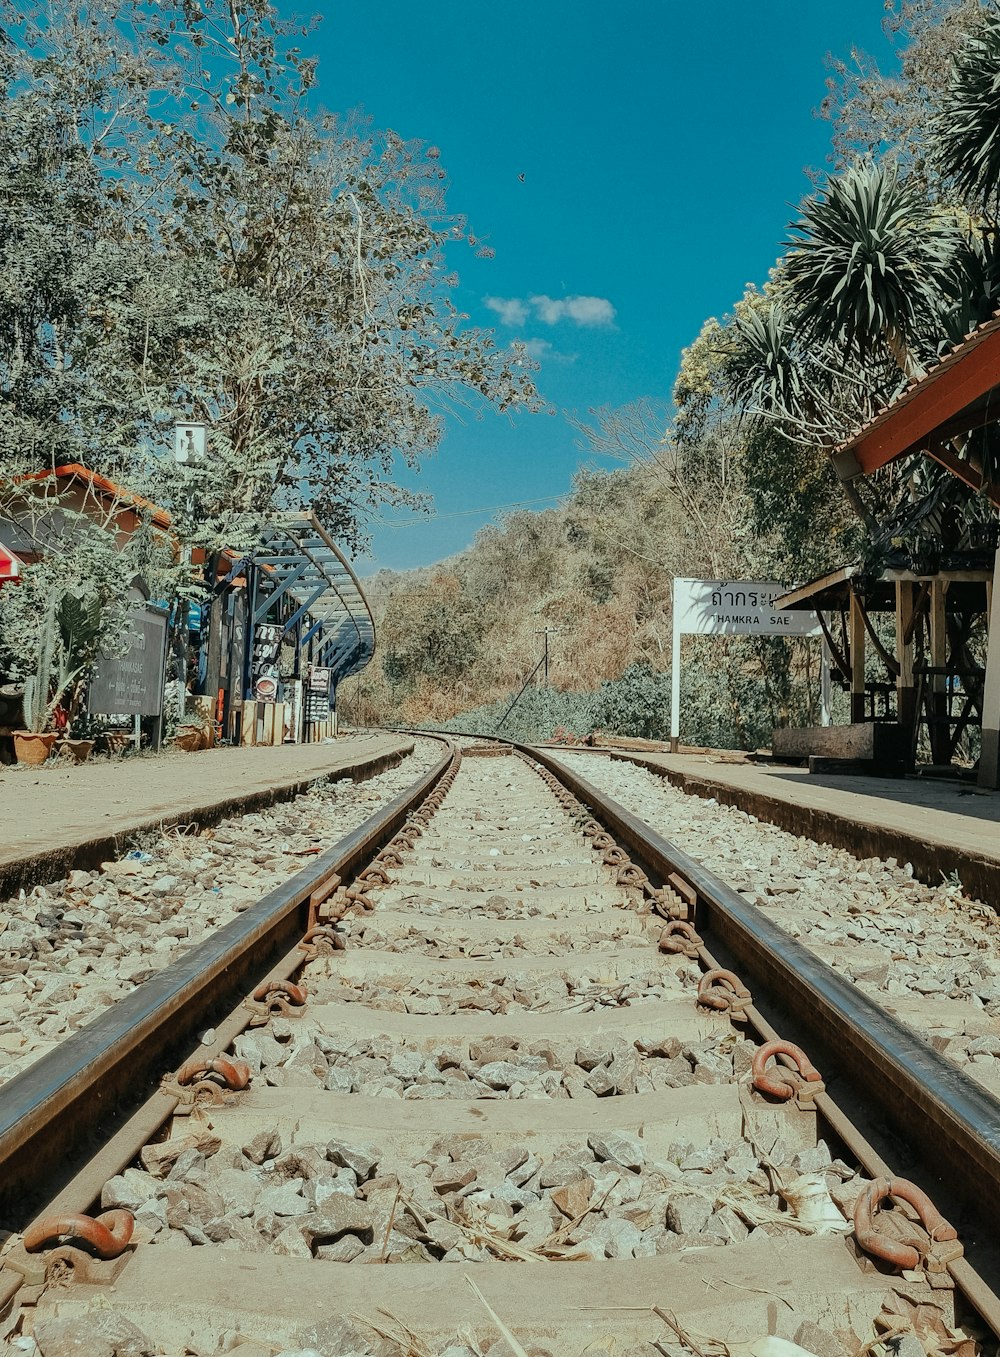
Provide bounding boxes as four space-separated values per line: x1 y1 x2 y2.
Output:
837 309 1000 457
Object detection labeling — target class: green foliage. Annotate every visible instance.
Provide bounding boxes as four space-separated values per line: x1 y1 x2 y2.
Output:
0 0 540 559
428 647 818 752
784 160 958 374
933 7 1000 214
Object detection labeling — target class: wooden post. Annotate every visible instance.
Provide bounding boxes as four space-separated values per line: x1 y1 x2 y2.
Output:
820 641 832 727
929 579 948 764
240 700 257 745
849 589 866 723
980 549 1000 787
895 581 916 733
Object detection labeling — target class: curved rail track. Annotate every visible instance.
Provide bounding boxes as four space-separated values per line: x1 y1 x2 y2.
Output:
2 736 1000 1356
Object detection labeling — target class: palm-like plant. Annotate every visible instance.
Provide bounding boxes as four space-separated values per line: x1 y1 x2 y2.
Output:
933 10 1000 219
783 161 958 378
727 301 805 418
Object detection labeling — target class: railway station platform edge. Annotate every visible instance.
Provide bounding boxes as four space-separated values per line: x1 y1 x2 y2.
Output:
0 731 415 899
583 748 1000 910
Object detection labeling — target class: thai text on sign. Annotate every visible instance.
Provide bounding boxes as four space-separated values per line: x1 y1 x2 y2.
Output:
673 579 821 638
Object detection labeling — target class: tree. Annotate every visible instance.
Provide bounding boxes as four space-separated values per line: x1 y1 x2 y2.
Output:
107 0 541 554
933 6 1000 219
822 0 988 179
783 160 958 378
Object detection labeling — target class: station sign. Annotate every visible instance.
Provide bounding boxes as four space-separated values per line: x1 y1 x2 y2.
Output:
674 579 821 638
89 605 168 716
671 578 820 741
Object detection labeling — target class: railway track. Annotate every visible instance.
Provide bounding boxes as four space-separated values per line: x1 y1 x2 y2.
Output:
2 738 999 1356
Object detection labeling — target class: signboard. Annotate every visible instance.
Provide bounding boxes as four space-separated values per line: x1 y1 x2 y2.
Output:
305 666 331 723
174 420 208 465
0 543 22 585
671 578 820 741
251 623 283 703
674 579 822 638
89 607 168 716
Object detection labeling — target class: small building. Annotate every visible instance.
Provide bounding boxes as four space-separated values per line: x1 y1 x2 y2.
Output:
189 514 375 746
803 313 1000 786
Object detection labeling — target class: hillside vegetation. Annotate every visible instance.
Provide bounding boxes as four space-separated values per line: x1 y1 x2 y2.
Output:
342 413 852 747
345 1 1000 749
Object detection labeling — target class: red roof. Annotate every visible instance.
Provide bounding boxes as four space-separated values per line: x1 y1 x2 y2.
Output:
837 312 1000 489
18 464 173 531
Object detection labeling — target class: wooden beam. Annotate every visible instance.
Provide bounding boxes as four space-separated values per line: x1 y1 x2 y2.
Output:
929 579 949 764
849 590 866 724
896 582 916 732
980 548 1000 788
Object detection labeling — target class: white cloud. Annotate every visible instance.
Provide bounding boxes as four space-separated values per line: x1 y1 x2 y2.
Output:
484 292 616 329
522 337 578 364
484 295 528 326
530 294 616 327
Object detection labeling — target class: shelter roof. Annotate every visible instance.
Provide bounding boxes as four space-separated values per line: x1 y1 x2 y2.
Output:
253 514 375 683
834 311 1000 496
775 563 991 613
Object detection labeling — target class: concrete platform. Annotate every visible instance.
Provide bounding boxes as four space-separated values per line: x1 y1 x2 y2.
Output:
585 748 1000 907
0 730 416 897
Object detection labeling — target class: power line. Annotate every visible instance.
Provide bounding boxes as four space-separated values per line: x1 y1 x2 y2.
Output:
376 494 565 527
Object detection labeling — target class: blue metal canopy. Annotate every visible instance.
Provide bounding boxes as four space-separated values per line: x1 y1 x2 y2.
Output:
252 514 375 683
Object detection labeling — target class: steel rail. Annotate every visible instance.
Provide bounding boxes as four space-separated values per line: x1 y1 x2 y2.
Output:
0 739 453 1225
527 745 1000 1219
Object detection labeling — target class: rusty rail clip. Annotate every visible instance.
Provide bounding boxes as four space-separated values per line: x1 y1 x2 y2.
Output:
616 863 648 890
751 1039 824 1104
658 920 703 958
24 1210 134 1262
298 924 346 958
854 1177 962 1283
246 979 308 1025
696 968 752 1020
164 1055 252 1105
358 863 392 888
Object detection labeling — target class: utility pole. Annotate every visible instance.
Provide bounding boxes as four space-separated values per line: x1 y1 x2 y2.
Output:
534 627 559 686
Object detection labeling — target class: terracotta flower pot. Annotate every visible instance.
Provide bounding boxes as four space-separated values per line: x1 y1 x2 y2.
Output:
174 727 204 752
58 738 95 764
13 732 58 766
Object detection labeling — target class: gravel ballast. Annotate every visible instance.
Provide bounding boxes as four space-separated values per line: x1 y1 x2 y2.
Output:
559 752 1000 1083
0 741 442 1087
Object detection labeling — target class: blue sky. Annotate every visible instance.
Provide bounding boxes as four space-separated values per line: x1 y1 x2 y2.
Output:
304 2 898 575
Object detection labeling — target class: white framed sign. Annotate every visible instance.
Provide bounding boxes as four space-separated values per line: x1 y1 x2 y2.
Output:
671 578 820 739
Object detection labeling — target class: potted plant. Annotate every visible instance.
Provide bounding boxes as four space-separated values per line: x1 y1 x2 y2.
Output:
173 709 213 752
13 595 97 766
53 595 102 764
13 604 61 765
